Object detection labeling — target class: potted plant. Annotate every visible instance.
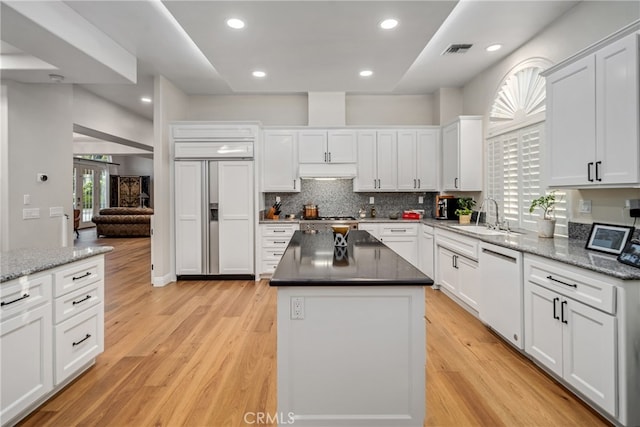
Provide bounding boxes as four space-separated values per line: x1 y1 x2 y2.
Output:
455 197 476 224
529 191 556 238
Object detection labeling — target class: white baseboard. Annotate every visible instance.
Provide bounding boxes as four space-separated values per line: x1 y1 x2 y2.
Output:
152 273 175 287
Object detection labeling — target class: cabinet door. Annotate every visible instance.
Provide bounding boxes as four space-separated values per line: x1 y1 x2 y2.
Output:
442 122 460 190
562 299 617 416
381 236 418 267
458 119 483 191
437 247 457 294
219 161 254 274
0 303 53 423
327 130 356 163
376 131 397 191
416 130 439 191
545 56 596 186
359 223 380 240
524 282 563 377
354 131 377 191
595 33 639 185
457 256 479 311
175 161 203 275
298 130 327 163
419 229 434 279
263 131 299 192
397 131 418 191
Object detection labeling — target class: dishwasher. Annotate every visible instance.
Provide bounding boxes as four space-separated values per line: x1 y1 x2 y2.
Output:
479 242 524 349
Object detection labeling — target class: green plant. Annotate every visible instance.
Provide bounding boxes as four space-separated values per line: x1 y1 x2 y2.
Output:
529 191 556 220
455 197 476 216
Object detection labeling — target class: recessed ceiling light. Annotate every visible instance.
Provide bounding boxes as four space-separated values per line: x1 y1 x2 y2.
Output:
141 97 152 104
359 70 373 77
226 18 245 29
380 18 398 30
486 44 502 52
252 70 266 78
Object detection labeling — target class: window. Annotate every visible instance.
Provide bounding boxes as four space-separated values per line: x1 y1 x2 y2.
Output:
486 62 568 236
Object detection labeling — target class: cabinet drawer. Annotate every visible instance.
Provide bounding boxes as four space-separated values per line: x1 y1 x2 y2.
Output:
262 237 293 248
261 261 280 274
1 273 52 321
435 229 479 260
262 248 286 261
54 282 103 324
53 258 103 297
524 255 616 314
380 223 418 236
261 224 297 237
54 304 104 385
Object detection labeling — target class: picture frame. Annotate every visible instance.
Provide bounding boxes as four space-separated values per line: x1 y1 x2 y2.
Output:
617 240 640 269
585 223 634 255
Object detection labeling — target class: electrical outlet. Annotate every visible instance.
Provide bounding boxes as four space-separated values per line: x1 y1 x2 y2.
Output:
22 208 40 219
369 197 375 204
578 200 592 214
276 196 281 203
291 297 304 320
418 196 424 204
23 194 30 205
625 199 631 208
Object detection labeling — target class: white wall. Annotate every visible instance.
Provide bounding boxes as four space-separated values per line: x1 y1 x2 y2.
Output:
152 75 188 287
346 94 434 126
2 81 73 250
461 1 640 227
73 86 153 148
111 155 153 177
187 94 308 125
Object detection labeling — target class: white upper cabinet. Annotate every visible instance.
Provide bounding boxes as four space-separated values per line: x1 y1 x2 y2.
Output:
397 129 439 191
298 130 356 164
442 117 483 191
545 31 639 187
354 130 397 191
262 130 299 192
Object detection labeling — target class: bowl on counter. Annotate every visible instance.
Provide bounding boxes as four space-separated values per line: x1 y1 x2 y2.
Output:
331 225 350 236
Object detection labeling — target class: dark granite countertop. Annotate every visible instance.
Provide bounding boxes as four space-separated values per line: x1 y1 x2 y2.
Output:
423 219 640 281
1 246 113 283
270 230 433 286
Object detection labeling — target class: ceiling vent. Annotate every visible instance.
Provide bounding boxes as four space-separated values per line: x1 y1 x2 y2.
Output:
442 44 473 55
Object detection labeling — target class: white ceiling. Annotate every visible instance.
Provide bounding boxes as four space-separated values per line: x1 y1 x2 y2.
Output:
1 1 580 120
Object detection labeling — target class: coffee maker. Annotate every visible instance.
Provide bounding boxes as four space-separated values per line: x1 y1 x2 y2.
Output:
435 195 459 220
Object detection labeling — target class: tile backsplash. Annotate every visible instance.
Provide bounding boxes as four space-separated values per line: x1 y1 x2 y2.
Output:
264 179 437 219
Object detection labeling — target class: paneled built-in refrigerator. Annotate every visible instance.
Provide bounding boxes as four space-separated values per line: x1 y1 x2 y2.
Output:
174 143 254 277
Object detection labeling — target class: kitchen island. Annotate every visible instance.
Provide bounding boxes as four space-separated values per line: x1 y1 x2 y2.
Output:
270 230 432 427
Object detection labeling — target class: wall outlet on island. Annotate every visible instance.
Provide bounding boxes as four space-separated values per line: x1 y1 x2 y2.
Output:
369 197 375 204
291 297 304 320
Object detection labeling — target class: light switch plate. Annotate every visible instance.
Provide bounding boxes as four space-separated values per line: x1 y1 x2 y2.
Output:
49 207 64 217
22 208 40 219
23 194 31 205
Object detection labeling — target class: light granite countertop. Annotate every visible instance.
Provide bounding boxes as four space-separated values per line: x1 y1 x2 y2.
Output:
423 218 640 281
1 246 113 283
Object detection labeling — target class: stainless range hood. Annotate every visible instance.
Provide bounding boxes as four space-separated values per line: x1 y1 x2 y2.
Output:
298 163 356 179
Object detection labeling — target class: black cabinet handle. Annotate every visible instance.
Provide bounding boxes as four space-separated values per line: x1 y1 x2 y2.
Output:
454 177 459 188
418 179 421 188
293 180 296 190
328 152 331 162
72 333 91 347
595 161 602 181
547 275 577 288
561 300 568 324
273 230 286 233
587 162 594 182
1 293 30 307
72 272 91 281
324 152 327 162
452 255 458 269
553 297 559 320
274 241 287 244
72 295 92 305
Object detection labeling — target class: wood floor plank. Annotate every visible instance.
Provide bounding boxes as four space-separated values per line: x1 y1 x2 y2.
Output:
17 229 611 427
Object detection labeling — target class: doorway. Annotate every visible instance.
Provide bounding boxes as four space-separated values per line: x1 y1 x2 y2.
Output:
73 161 108 228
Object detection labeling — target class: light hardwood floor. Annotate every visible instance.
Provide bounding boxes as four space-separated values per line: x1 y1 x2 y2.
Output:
19 229 610 426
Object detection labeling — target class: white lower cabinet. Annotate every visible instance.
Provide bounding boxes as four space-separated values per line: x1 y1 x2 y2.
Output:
435 229 480 312
258 223 298 276
0 274 53 424
359 223 419 268
0 256 105 426
524 255 616 417
419 225 434 279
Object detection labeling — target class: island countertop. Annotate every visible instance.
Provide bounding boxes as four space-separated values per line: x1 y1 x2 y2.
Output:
270 230 433 286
